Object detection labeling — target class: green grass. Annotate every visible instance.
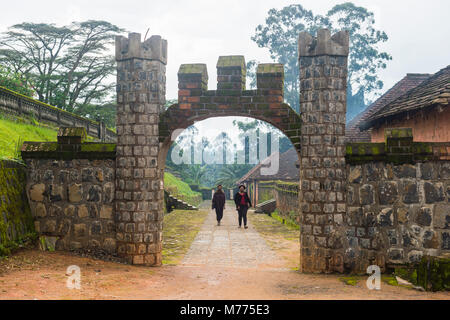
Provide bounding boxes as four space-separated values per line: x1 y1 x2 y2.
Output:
164 172 202 206
0 116 57 159
270 211 300 230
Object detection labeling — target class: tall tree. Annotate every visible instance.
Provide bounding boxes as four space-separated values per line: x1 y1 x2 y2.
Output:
75 102 117 129
0 20 124 114
250 2 392 120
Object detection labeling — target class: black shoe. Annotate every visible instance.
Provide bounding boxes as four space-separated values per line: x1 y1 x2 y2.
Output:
217 221 220 226
244 225 248 229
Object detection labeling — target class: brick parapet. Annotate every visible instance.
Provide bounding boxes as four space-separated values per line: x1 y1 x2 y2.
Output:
166 57 301 150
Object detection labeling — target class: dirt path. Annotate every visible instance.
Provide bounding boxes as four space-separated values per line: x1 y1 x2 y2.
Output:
0 206 449 300
182 205 283 269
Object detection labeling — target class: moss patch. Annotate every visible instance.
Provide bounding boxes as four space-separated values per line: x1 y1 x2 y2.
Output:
339 276 362 286
395 256 450 292
162 208 208 265
0 160 36 256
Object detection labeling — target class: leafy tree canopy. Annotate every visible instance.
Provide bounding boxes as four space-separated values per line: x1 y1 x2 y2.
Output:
0 20 125 124
249 2 392 120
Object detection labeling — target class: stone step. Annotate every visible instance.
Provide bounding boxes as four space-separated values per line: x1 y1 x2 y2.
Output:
166 193 198 210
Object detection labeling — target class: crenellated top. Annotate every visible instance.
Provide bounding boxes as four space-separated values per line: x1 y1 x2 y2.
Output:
298 28 349 57
115 33 168 64
177 56 283 95
217 55 246 91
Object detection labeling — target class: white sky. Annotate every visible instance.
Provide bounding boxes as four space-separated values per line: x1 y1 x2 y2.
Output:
2 0 449 140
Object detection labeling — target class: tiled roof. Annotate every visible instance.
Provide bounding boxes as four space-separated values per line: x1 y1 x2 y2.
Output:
361 66 450 130
237 148 299 183
345 73 431 142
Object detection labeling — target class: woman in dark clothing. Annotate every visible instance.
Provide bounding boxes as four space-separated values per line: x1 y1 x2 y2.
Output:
212 184 226 226
234 184 252 229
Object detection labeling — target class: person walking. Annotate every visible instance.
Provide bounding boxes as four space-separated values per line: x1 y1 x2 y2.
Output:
234 184 252 229
212 184 226 226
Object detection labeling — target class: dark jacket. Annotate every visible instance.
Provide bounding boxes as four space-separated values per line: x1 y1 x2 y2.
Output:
212 190 226 209
234 192 252 208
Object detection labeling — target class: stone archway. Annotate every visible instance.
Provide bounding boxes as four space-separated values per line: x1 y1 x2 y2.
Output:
157 56 302 172
114 30 349 272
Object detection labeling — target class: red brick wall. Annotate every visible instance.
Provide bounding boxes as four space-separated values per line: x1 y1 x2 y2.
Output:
371 106 450 142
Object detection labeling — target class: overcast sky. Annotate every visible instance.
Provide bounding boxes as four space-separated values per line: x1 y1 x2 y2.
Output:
3 0 449 142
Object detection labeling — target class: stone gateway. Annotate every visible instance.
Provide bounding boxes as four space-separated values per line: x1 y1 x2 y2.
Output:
21 29 450 273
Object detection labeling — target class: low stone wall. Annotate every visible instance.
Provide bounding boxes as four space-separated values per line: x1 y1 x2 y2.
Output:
24 158 116 254
342 129 450 272
0 86 116 142
345 161 450 269
22 128 117 258
0 160 35 254
256 180 300 224
274 181 300 223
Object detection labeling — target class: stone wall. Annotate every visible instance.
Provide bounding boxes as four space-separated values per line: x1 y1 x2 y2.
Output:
22 127 117 257
274 181 300 223
0 160 35 255
344 128 450 272
254 180 300 223
0 86 116 142
345 161 450 270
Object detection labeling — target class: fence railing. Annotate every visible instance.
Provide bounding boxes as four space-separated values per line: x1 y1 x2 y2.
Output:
0 86 116 142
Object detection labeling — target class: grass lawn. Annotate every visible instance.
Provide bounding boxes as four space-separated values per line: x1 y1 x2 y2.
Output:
162 208 209 265
0 117 57 159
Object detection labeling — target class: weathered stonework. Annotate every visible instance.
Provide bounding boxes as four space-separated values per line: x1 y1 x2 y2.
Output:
0 160 35 255
298 29 349 273
22 128 117 256
115 33 167 265
343 128 450 271
345 160 450 270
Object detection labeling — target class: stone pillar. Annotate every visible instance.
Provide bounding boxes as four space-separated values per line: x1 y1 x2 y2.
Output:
115 33 167 265
298 29 349 273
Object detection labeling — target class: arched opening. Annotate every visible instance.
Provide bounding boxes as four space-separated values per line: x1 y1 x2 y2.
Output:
159 114 301 270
